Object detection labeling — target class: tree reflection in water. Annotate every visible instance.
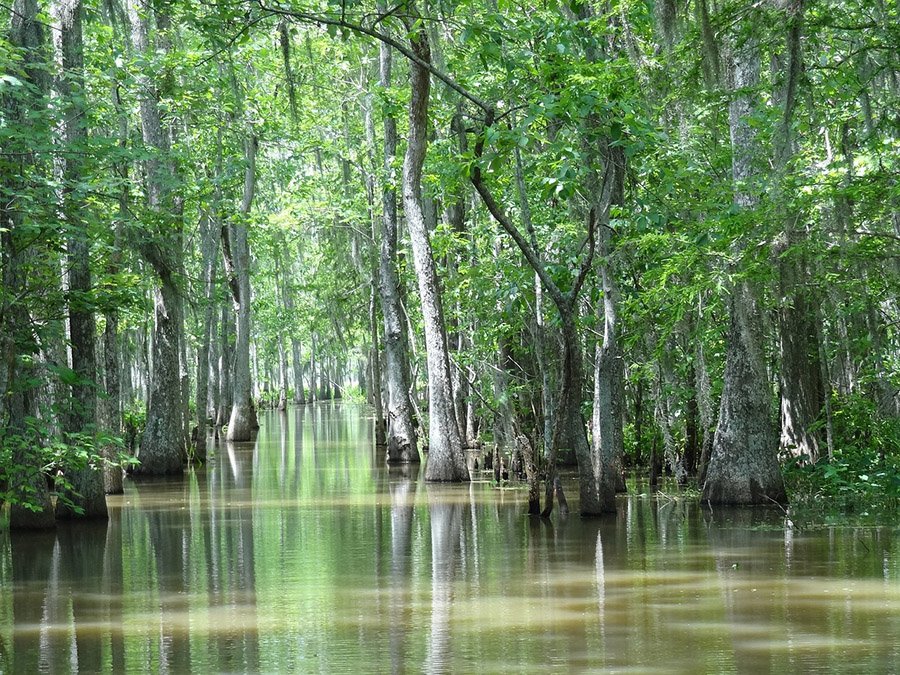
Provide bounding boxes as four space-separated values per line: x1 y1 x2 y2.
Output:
1 406 898 671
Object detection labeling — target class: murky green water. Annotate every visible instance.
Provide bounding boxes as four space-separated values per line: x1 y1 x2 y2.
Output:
1 403 899 673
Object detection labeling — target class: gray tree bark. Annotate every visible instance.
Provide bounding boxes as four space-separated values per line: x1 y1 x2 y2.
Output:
292 339 305 404
361 87 387 443
127 0 186 476
223 132 259 441
281 256 304 404
216 301 234 428
403 8 467 481
378 30 419 464
274 242 294 412
702 16 786 505
194 210 220 460
52 0 107 518
590 232 624 514
774 0 824 464
100 6 128 493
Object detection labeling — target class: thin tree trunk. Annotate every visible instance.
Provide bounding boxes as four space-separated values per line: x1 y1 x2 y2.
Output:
292 340 305 404
216 302 234 428
402 7 467 481
278 334 288 411
369 288 386 443
695 298 715 485
378 28 419 463
279 255 304 405
514 146 553 459
194 210 219 460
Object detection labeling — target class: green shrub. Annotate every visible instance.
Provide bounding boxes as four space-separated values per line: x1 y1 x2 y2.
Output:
784 393 900 520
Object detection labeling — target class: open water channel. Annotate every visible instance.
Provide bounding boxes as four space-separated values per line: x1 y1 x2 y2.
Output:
1 403 899 672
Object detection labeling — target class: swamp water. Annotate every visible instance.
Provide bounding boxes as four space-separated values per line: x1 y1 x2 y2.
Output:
1 403 898 673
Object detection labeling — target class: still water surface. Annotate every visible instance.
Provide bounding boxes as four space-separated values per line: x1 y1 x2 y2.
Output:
1 403 899 673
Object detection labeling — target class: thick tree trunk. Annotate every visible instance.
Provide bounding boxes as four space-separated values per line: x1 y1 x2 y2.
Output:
778 252 823 463
403 10 466 481
224 134 259 441
51 0 106 518
590 239 624 514
378 34 419 463
704 283 786 503
774 1 824 464
135 278 186 475
100 29 128 494
702 16 785 504
127 0 185 476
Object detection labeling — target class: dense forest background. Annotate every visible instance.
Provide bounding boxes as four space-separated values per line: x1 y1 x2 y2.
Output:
1 0 897 527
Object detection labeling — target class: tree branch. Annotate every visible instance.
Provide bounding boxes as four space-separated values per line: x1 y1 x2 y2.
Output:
469 111 569 312
253 0 492 113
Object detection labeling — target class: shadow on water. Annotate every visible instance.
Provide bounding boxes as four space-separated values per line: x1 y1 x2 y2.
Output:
1 403 898 672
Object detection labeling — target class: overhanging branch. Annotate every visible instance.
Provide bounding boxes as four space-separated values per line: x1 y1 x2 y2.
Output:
252 0 493 113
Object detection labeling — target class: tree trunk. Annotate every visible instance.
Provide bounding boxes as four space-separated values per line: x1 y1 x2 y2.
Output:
281 257 304 405
127 0 185 476
101 303 123 493
514 147 554 459
369 289 386 444
702 13 785 504
590 233 624 514
207 316 219 425
684 364 699 479
402 8 467 481
100 15 129 493
224 133 259 441
309 335 318 402
778 252 823 463
51 0 106 518
695 300 715 485
292 340 305 404
1 0 55 528
377 32 419 463
774 1 824 464
136 278 187 475
633 377 644 468
216 301 233 428
194 210 219 460
278 334 289 411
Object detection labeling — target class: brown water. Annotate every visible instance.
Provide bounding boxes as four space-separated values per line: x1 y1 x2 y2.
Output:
1 403 898 673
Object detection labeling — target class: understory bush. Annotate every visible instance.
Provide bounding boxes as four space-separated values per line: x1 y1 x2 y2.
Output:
784 394 900 520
